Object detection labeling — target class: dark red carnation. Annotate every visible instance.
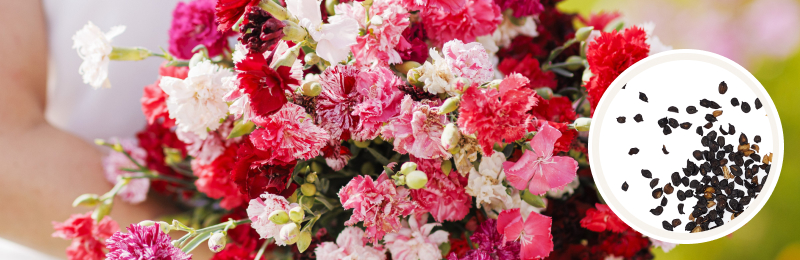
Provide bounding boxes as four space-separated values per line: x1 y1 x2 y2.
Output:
585 26 649 113
215 0 261 32
497 54 557 89
136 123 190 196
396 22 429 64
235 51 300 118
595 231 652 259
494 0 544 18
530 96 577 123
231 138 298 199
240 5 285 54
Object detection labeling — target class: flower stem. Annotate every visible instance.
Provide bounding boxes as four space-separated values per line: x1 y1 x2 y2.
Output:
254 239 270 260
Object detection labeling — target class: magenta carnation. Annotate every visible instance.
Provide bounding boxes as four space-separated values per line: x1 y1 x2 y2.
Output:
381 95 452 159
105 224 191 260
249 103 331 161
169 0 232 59
339 174 417 244
316 65 363 141
421 0 502 45
409 157 471 222
352 67 405 141
396 23 429 64
457 73 538 155
494 0 544 18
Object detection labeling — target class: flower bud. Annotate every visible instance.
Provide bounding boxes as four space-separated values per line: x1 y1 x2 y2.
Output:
535 87 553 100
208 231 227 253
486 79 502 89
575 26 594 42
301 183 317 197
72 194 100 207
441 123 461 150
311 161 323 174
581 67 593 83
399 162 417 175
361 162 376 176
156 221 172 233
282 20 307 42
269 210 290 225
272 44 302 69
304 52 320 65
437 96 460 115
361 0 374 7
305 172 318 183
280 223 301 244
109 47 152 61
302 82 322 97
406 170 428 189
394 61 421 75
354 139 371 148
573 117 592 132
521 190 546 208
441 160 453 176
296 230 313 253
164 147 183 165
565 56 584 71
407 68 423 87
91 200 112 222
325 0 339 15
289 206 305 223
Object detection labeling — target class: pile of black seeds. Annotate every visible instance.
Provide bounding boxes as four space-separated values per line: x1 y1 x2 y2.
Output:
619 81 773 233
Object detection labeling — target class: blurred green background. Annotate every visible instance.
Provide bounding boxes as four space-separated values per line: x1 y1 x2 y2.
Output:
558 0 800 259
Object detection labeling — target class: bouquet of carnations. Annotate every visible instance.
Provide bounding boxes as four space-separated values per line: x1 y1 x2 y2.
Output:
55 0 677 259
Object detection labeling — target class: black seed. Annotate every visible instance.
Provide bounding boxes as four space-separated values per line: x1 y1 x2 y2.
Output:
717 136 726 146
754 135 761 143
739 133 748 145
704 122 714 129
642 169 653 178
622 182 629 191
668 118 679 128
650 178 660 189
663 221 673 231
755 98 762 109
696 126 704 136
663 126 672 135
680 122 692 129
668 106 679 113
715 218 724 227
662 145 669 154
730 165 742 176
661 197 668 206
651 206 664 215
728 124 736 135
685 221 696 231
622 84 626 89
731 97 740 106
693 150 703 160
634 114 643 122
639 92 649 102
705 114 718 122
616 117 626 123
628 148 639 155
687 106 698 114
741 102 751 113
685 189 694 197
678 190 686 201
664 183 674 194
719 81 728 94
701 136 709 147
750 153 761 162
682 177 690 187
653 188 663 199
700 99 722 109
671 172 681 186
707 130 717 141
658 117 668 128
719 125 728 135
690 180 699 188
672 219 682 228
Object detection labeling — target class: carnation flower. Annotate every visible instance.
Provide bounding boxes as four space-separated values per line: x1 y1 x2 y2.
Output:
72 21 125 89
497 54 557 89
246 192 299 245
240 5 286 54
214 0 260 31
503 123 578 195
546 178 580 199
231 138 298 199
249 103 330 161
491 16 538 48
229 42 303 121
578 11 621 31
596 231 651 259
496 208 554 260
142 64 189 128
169 0 232 59
160 60 234 140
381 95 452 159
494 0 543 18
384 215 450 260
453 219 520 260
398 0 465 13
528 96 579 153
52 213 119 260
352 67 405 141
457 73 537 155
135 123 189 196
585 26 649 112
210 243 259 260
102 138 150 204
286 0 359 63
453 135 480 176
316 64 362 141
315 227 387 260
409 157 471 222
396 23 429 64
339 174 417 243
339 0 410 67
421 0 502 45
466 152 511 212
322 141 352 171
579 203 629 233
416 49 457 95
192 144 249 210
105 224 191 260
441 39 494 85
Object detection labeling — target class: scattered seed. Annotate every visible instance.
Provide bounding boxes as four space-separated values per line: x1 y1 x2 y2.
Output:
663 126 672 135
622 182 629 191
662 145 669 154
672 219 682 228
678 203 685 214
704 122 714 129
671 172 681 186
668 118 679 128
718 81 728 94
678 190 686 201
658 117 668 128
696 126 703 136
692 226 702 233
700 99 721 109
682 177 690 186
712 110 723 117
754 135 761 143
731 97 740 106
653 188 663 199
685 221 696 231
634 114 643 122
755 98 762 109
616 117 626 123
739 133 748 145
651 206 664 215
639 92 649 102
741 102 751 113
661 197 668 206
650 178 659 189
629 148 639 155
668 106 679 113
622 84 626 89
663 221 673 231
686 106 698 114
705 114 718 123
752 144 760 153
693 150 703 160
664 183 674 194
642 169 653 178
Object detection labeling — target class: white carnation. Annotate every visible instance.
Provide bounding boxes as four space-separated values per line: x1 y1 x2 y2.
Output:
492 17 538 48
72 21 125 89
418 49 457 95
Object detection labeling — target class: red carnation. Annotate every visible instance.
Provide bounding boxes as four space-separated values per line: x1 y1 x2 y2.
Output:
585 26 649 113
52 212 119 260
135 122 190 196
215 0 260 32
580 203 629 233
235 52 300 118
230 138 298 199
498 54 557 89
192 144 249 210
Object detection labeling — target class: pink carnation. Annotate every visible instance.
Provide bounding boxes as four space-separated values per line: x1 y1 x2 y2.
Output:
192 145 249 210
442 39 494 85
180 117 241 165
399 0 466 13
341 0 411 67
384 215 450 260
421 0 502 45
102 138 150 204
316 65 363 141
315 227 387 260
106 224 191 260
249 103 331 162
409 157 471 222
169 0 232 59
246 192 298 245
502 123 578 195
339 174 417 244
52 212 119 260
457 73 538 155
352 67 405 141
381 95 451 159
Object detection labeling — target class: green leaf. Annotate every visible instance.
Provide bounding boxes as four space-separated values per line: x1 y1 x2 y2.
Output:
227 120 255 139
365 147 390 165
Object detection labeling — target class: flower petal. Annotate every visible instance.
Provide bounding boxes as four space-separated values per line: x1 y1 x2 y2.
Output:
530 123 561 158
541 156 578 192
496 208 523 244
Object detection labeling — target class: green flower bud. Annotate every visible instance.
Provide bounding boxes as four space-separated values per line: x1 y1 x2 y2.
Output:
91 200 112 222
269 210 290 225
272 44 302 69
399 162 417 175
163 147 183 166
441 160 453 176
325 0 339 15
407 68 423 87
575 26 594 42
282 20 307 42
72 194 100 207
280 223 301 244
573 117 592 132
441 123 461 150
354 139 371 148
156 221 172 233
208 231 227 253
311 161 323 174
535 87 553 100
564 55 584 71
305 172 318 183
406 170 428 189
437 96 460 115
302 82 322 97
301 183 317 197
289 206 305 223
360 162 376 176
521 190 546 208
138 220 155 227
395 61 421 75
296 230 313 253
109 47 152 61
304 52 320 65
